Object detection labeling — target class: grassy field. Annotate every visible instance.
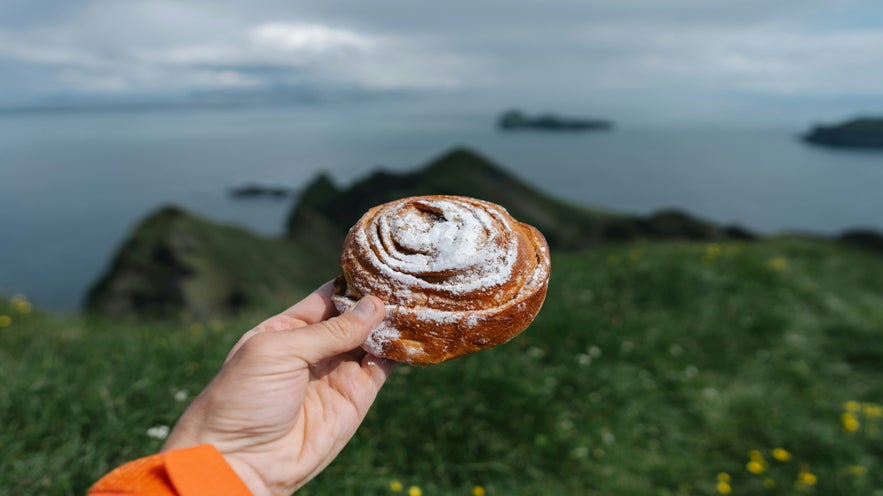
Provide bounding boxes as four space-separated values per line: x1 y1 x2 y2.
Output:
2 238 882 495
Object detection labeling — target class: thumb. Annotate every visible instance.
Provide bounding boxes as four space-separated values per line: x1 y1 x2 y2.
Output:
282 295 386 365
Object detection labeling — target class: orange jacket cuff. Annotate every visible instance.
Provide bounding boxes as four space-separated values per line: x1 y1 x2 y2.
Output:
88 444 252 496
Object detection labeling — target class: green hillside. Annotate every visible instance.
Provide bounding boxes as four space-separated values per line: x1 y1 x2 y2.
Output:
87 206 333 320
87 147 746 319
4 238 882 495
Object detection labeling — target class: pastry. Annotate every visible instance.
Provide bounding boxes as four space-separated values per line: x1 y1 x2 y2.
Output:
332 195 551 365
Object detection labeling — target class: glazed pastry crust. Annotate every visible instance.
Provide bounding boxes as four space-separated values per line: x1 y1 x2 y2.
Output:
333 195 551 365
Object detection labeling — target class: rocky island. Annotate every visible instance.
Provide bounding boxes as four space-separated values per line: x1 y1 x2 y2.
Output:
498 109 613 132
803 117 883 148
229 183 294 199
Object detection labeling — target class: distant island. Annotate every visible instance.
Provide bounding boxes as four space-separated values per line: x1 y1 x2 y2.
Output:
498 109 613 132
229 183 295 199
803 117 883 148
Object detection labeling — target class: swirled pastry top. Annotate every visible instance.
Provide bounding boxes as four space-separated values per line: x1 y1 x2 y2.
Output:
333 195 551 365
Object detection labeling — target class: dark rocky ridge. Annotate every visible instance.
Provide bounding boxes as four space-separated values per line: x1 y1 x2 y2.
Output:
286 147 751 251
87 146 784 318
87 206 331 320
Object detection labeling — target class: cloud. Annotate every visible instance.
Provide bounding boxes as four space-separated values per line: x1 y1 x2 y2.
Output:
571 23 883 95
0 6 475 100
0 0 882 121
249 23 373 53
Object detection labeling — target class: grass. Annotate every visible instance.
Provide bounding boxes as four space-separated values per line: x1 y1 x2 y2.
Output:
2 238 883 495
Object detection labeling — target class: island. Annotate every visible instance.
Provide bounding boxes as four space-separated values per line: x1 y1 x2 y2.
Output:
229 183 294 199
498 109 613 132
802 117 883 148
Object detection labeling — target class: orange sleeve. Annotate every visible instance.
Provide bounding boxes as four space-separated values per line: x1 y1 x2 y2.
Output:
88 444 252 496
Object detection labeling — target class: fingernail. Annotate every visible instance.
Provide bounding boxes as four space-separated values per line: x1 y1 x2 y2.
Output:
351 296 376 318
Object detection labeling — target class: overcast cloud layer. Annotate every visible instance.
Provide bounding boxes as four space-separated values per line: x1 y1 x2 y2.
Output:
2 0 883 124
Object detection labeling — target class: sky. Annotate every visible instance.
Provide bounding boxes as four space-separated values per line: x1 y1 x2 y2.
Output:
2 0 883 125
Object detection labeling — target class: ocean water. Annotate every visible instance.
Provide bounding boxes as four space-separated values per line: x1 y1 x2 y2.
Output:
2 103 882 310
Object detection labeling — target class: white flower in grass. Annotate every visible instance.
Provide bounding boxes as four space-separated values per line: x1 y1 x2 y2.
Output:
147 425 170 440
526 346 545 359
601 429 616 445
571 446 589 459
173 389 189 402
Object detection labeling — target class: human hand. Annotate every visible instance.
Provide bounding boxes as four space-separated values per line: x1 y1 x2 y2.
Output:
162 281 395 496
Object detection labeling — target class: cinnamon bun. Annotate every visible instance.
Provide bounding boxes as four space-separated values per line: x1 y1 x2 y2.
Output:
333 195 550 365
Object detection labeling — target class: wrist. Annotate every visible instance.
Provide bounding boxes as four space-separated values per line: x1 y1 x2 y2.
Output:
222 455 275 496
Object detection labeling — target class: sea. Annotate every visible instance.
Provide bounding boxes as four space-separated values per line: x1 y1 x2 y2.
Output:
2 102 882 310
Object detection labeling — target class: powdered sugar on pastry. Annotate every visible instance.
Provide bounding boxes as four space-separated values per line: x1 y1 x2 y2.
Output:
357 198 517 298
332 195 551 365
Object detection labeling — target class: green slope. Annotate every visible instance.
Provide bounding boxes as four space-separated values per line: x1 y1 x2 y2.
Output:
5 238 883 495
88 147 746 318
87 206 334 320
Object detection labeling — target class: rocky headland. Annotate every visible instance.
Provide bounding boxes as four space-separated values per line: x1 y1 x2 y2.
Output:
88 147 883 319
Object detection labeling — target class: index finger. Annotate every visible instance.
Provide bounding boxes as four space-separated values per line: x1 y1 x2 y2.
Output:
225 280 339 362
277 279 339 325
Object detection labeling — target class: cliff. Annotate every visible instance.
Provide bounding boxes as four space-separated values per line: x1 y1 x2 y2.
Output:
86 206 331 319
87 147 749 318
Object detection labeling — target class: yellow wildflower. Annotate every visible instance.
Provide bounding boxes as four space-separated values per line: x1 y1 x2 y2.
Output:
763 478 775 489
849 465 867 476
772 448 792 462
798 472 817 486
716 472 730 483
767 257 787 271
844 401 862 412
389 480 403 492
747 460 766 475
748 449 764 461
408 486 422 496
0 315 11 327
11 296 31 314
702 244 721 265
607 255 620 265
863 403 882 418
472 485 486 496
842 412 860 432
716 481 732 494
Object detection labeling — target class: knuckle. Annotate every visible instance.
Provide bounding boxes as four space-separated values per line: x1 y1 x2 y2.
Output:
316 316 354 345
239 331 276 357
